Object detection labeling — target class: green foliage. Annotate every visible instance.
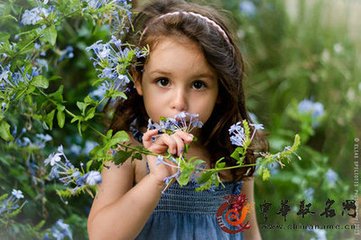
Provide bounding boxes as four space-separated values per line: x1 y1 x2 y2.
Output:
1 0 359 239
214 0 360 238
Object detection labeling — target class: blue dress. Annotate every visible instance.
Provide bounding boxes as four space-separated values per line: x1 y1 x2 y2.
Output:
135 180 244 240
131 124 244 239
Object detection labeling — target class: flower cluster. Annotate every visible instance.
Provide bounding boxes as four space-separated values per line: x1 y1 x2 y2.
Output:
229 121 264 147
147 112 203 134
0 189 25 217
44 146 102 194
86 36 148 99
298 99 325 127
143 114 299 191
43 219 73 240
21 2 55 26
0 64 47 94
82 0 132 34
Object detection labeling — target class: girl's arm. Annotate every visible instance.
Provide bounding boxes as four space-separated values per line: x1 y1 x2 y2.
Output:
241 177 262 240
87 159 165 240
87 130 193 239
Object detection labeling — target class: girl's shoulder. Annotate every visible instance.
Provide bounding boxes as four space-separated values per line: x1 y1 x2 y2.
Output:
124 131 148 185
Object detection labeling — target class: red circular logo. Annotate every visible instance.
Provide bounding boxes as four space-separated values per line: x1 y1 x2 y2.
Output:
216 193 252 234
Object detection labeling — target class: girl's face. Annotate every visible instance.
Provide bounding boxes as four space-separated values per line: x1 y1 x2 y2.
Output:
135 36 219 125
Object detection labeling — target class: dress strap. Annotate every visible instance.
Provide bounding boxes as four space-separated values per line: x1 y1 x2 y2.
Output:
232 180 243 195
130 119 143 144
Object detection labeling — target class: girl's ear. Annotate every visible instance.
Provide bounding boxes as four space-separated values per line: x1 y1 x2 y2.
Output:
131 68 143 96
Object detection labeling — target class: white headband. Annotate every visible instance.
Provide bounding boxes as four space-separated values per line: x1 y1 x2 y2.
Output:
142 11 230 44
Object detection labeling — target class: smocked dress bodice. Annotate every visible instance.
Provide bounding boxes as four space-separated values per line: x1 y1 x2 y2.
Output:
131 124 244 239
135 180 244 240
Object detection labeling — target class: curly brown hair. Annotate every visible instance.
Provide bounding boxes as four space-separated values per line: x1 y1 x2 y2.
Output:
107 0 268 181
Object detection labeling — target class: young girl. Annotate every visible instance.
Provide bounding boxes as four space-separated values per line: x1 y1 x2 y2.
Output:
87 0 266 239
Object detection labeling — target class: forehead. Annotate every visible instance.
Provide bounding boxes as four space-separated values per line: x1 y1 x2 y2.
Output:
144 36 217 78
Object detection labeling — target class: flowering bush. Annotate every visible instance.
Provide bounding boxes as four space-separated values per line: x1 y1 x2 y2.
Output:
1 0 301 238
221 0 360 239
1 0 134 238
1 0 359 239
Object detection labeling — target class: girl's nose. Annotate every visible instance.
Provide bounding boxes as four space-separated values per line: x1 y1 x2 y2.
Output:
171 88 188 112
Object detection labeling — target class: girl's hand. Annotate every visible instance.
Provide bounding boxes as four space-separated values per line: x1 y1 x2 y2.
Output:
142 129 193 185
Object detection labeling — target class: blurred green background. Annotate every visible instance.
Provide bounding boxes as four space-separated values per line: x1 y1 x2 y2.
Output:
1 0 360 239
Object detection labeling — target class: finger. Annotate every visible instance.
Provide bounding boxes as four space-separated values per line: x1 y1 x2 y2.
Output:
171 134 186 156
158 134 177 155
149 134 177 155
142 129 160 147
174 130 194 144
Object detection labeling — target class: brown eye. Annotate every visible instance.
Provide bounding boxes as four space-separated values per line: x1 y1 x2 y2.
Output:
192 80 206 90
156 78 170 87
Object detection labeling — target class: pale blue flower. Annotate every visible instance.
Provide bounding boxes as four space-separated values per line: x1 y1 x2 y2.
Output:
156 155 164 165
87 35 145 94
85 171 102 185
50 219 72 240
35 133 53 148
325 169 338 187
163 170 181 185
11 189 24 199
58 46 74 61
250 123 264 130
298 99 325 127
21 7 51 25
0 189 26 216
239 1 256 16
83 141 98 155
84 0 107 9
60 170 81 186
269 163 279 175
229 122 246 147
148 112 203 134
90 81 109 99
305 187 314 202
44 152 62 166
49 165 60 179
0 66 10 82
1 102 6 111
69 144 82 155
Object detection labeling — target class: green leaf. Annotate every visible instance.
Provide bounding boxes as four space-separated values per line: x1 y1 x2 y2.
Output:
49 85 64 102
0 120 13 141
45 109 56 130
34 220 46 231
113 150 132 165
108 90 127 99
178 160 197 186
42 25 57 45
105 130 113 139
32 75 49 89
85 107 96 121
196 171 214 184
262 168 271 181
111 131 129 143
86 159 93 171
25 85 36 95
177 170 192 186
132 152 142 160
70 115 82 123
84 95 95 104
230 148 240 161
215 157 226 168
57 109 65 128
76 101 87 113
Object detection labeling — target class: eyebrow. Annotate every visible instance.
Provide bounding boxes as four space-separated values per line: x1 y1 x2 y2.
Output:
148 69 173 76
149 69 216 79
